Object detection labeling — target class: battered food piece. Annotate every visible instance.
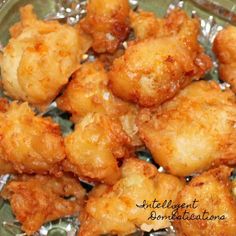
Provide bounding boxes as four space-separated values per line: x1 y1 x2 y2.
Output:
1 5 90 109
0 101 65 175
130 9 195 40
1 174 86 235
174 166 236 236
78 158 184 236
57 61 142 146
109 16 212 107
64 113 132 184
57 61 132 122
138 81 236 176
80 0 130 53
213 25 236 93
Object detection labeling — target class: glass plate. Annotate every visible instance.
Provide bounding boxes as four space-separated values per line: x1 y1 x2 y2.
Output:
0 0 235 236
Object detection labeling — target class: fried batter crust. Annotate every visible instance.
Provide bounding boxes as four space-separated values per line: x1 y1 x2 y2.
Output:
1 5 90 109
213 25 236 93
57 61 142 146
109 16 212 107
0 101 65 175
78 158 184 236
1 174 86 235
138 81 236 176
64 113 132 184
174 166 236 236
80 0 130 53
130 9 194 40
57 61 132 122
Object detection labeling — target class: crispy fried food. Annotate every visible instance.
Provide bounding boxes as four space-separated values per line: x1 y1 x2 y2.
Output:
130 9 195 40
80 0 130 53
57 61 131 121
0 159 16 174
174 166 236 236
138 81 236 176
78 158 184 236
0 101 65 175
1 5 90 109
57 61 142 146
64 113 132 184
213 26 236 93
1 174 86 235
109 16 212 107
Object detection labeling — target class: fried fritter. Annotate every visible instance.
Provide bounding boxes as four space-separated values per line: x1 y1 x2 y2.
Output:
57 61 131 122
109 16 212 107
0 101 65 175
64 113 132 184
80 0 130 53
1 5 90 109
174 166 236 236
78 158 184 236
1 174 86 235
57 60 142 146
130 9 194 40
138 81 236 176
213 25 236 93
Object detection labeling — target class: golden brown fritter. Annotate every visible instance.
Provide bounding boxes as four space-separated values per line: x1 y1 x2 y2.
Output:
213 25 236 93
1 5 90 109
57 61 131 122
138 81 236 176
80 0 130 53
0 101 65 175
64 113 132 184
130 9 194 40
57 60 142 146
109 16 212 107
78 158 184 236
1 174 86 235
174 166 236 236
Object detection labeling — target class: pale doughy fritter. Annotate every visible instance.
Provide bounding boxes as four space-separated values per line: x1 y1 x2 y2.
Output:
78 158 184 236
213 25 236 93
1 174 86 235
1 5 90 109
174 166 236 236
0 101 65 175
64 113 132 184
130 9 195 40
57 61 142 146
80 0 130 53
138 81 236 176
109 17 212 107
